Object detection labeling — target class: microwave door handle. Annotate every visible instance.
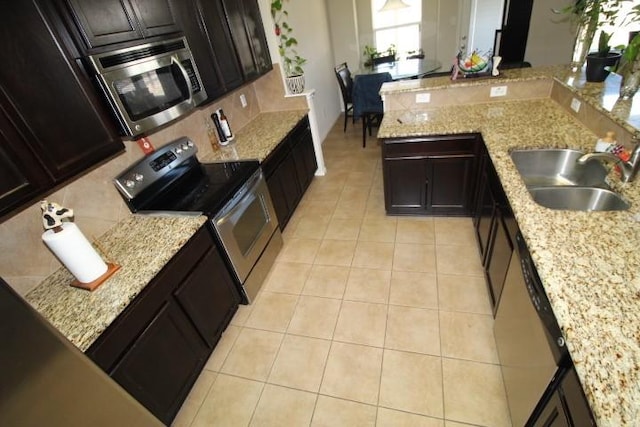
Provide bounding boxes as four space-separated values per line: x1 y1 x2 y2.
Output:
172 56 193 105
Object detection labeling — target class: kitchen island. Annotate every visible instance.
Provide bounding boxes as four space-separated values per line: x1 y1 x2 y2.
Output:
378 66 640 426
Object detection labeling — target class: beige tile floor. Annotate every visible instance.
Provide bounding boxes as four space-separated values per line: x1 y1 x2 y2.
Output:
172 117 512 427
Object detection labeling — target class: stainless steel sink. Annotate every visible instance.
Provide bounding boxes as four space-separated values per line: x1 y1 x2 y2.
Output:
528 187 630 211
510 149 630 211
510 149 609 187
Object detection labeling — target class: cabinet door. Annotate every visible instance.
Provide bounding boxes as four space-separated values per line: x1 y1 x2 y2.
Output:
266 155 300 229
486 213 512 310
240 0 272 75
129 0 179 38
384 158 428 215
66 0 142 47
174 245 240 348
474 169 495 262
222 0 271 81
111 301 208 425
531 390 570 427
67 0 178 48
0 1 124 216
196 0 244 93
292 126 316 193
428 155 475 215
0 106 51 219
222 0 258 80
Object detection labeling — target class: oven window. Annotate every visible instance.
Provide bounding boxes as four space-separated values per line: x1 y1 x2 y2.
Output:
113 63 189 121
232 195 268 256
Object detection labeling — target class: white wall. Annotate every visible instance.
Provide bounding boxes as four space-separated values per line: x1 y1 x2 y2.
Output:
468 0 504 54
525 0 574 66
327 0 360 69
259 0 341 141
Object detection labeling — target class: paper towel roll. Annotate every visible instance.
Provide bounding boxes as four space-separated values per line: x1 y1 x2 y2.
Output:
42 223 108 283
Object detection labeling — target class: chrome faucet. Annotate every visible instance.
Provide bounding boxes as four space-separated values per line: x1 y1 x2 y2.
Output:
578 141 640 183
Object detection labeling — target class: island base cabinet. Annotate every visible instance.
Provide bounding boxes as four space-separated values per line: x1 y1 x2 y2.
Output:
111 301 208 425
384 158 427 214
382 134 479 216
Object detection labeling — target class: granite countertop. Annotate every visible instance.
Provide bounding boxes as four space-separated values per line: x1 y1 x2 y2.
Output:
24 110 310 353
201 110 308 163
379 77 640 425
26 214 207 352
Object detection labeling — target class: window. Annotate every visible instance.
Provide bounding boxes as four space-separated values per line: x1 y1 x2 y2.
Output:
371 0 422 57
592 1 640 51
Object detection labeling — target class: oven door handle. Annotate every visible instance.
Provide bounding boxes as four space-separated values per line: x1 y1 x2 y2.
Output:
215 172 269 226
172 55 194 105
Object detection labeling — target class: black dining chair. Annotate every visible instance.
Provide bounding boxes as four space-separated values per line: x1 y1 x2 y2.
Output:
334 63 354 132
352 72 393 148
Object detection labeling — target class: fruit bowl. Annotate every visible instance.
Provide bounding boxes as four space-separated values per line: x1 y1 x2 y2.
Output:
458 51 489 73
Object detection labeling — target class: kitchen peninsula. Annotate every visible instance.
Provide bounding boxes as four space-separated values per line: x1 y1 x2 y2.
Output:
378 66 640 426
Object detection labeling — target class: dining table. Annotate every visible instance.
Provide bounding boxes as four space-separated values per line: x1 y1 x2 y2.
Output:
358 58 443 80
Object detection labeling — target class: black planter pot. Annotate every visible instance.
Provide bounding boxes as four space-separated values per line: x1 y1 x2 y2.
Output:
585 52 622 82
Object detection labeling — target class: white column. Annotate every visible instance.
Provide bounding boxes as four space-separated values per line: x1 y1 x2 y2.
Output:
285 89 327 176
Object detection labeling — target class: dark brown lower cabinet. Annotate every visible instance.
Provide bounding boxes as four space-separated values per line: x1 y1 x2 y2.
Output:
473 145 515 312
531 367 595 427
263 115 316 229
111 301 208 423
87 226 240 425
382 134 479 216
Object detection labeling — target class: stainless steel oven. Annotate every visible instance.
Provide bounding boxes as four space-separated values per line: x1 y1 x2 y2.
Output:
211 169 281 303
114 137 282 304
88 36 207 136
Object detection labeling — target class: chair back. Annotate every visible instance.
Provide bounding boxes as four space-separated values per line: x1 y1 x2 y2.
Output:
352 72 392 118
334 63 353 104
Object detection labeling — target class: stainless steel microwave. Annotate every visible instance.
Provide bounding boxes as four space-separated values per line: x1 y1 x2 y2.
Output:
87 36 207 136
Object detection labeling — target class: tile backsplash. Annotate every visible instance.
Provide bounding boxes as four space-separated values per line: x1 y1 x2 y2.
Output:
0 66 305 296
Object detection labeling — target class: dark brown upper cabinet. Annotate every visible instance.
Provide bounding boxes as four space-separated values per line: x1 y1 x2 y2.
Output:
65 0 180 49
171 0 272 103
221 0 272 81
170 0 244 101
0 1 124 221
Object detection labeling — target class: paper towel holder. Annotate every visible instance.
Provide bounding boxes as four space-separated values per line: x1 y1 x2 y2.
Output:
70 262 121 291
41 201 121 291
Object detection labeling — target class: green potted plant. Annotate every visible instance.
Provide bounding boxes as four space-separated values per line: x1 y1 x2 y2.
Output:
612 5 640 98
363 45 380 67
271 0 307 94
617 32 640 98
553 0 623 71
585 31 622 82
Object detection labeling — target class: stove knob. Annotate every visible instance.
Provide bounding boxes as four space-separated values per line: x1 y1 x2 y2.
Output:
124 179 135 188
186 140 194 147
134 173 144 182
181 143 189 151
175 147 183 154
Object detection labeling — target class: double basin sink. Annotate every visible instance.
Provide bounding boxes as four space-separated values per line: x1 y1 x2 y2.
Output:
510 149 630 211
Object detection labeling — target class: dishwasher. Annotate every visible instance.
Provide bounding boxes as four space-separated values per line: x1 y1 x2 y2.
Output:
494 232 568 427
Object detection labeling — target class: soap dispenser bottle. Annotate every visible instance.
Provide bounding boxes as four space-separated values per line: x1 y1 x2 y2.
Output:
595 131 616 152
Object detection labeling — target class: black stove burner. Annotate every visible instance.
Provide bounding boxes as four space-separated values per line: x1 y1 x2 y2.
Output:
128 160 260 216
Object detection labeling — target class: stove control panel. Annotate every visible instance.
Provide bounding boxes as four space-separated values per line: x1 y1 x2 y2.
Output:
114 137 198 200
